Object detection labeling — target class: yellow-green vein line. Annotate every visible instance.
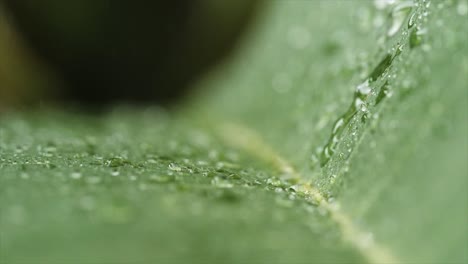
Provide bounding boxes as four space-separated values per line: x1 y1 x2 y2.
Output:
217 122 400 264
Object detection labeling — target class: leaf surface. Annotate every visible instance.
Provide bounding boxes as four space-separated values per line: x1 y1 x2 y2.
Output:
1 1 467 263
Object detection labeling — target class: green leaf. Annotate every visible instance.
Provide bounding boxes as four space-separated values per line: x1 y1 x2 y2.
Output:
1 1 467 263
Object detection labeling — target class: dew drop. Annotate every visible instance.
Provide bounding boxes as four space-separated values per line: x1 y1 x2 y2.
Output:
316 5 416 167
332 118 345 134
387 1 413 37
354 97 365 109
375 81 391 105
266 178 282 187
70 172 82 179
330 174 337 184
368 54 393 82
168 163 182 172
211 177 233 188
408 12 417 28
360 104 368 113
356 80 372 96
106 157 129 167
45 162 56 169
289 185 298 192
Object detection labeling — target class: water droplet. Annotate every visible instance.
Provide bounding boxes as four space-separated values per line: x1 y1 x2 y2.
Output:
228 173 241 180
407 12 417 28
168 163 182 172
45 162 57 169
354 98 365 109
330 174 337 184
332 118 345 134
266 178 282 187
375 81 391 105
106 157 129 167
70 172 82 179
211 177 233 188
15 146 26 153
356 80 372 96
368 54 394 82
319 84 368 167
360 104 368 113
387 1 413 37
315 1 420 168
287 185 297 193
396 43 404 56
44 146 57 153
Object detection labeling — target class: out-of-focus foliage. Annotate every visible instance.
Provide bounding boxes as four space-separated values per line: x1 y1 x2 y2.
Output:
0 6 53 108
0 0 258 105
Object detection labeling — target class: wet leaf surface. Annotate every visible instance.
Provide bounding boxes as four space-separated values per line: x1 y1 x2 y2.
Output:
1 1 467 263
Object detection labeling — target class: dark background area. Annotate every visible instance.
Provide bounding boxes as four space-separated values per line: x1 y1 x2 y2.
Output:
0 0 259 108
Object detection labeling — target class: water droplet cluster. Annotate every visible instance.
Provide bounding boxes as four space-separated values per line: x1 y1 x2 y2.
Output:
315 0 432 186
